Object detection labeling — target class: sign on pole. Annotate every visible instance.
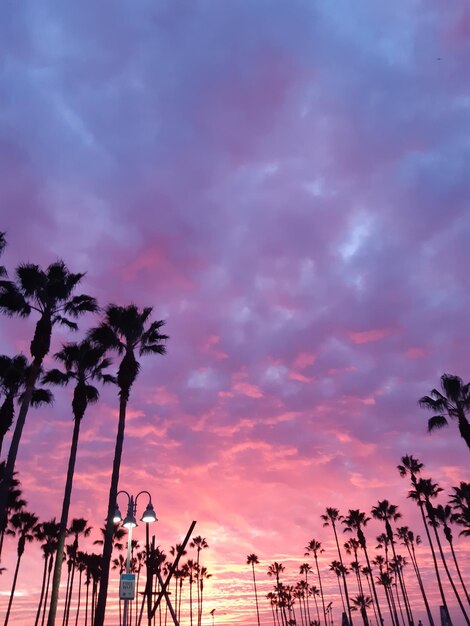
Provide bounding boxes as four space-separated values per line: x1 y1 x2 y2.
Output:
120 573 136 600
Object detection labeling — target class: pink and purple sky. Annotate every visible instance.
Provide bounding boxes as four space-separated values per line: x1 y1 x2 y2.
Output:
0 1 469 624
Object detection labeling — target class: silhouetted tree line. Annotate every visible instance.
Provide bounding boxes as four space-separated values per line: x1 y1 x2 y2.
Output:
246 455 469 626
0 233 224 626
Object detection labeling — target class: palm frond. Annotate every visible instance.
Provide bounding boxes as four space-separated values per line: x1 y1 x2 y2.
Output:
30 388 54 407
63 294 99 317
53 315 79 331
16 264 47 298
428 415 448 432
0 282 31 317
42 369 71 386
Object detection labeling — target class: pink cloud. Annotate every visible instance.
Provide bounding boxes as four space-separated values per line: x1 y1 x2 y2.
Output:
349 328 395 344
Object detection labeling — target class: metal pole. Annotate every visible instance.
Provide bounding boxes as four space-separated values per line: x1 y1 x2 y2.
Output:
123 506 134 626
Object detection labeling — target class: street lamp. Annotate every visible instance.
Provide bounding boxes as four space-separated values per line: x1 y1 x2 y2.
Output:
114 490 157 626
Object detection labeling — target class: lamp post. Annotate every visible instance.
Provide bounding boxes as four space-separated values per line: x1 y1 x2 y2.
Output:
113 490 157 626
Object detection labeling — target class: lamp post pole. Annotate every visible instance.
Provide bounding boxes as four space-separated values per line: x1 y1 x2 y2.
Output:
114 490 157 626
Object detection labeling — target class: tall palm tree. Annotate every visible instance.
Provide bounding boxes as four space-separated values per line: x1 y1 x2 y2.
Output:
343 510 384 626
0 462 26 560
62 519 93 626
419 373 470 451
398 455 452 624
190 535 209 626
268 562 287 626
371 500 414 626
433 503 470 604
90 304 168 626
321 507 353 626
411 478 470 623
0 354 53 457
299 563 313 626
45 340 113 626
305 539 327 626
247 554 262 626
4 510 40 626
34 518 61 626
199 565 212 623
395 526 434 626
0 260 97 522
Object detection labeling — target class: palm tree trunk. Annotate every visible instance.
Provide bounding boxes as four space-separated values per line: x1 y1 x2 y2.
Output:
47 416 83 626
4 552 23 626
405 541 434 626
35 555 50 626
42 554 55 626
447 538 470 605
314 555 328 626
431 521 469 623
0 361 40 525
332 523 353 626
361 545 384 626
251 563 261 626
417 502 451 621
94 395 128 626
75 568 83 626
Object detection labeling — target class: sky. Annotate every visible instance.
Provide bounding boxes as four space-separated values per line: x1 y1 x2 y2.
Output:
0 0 469 624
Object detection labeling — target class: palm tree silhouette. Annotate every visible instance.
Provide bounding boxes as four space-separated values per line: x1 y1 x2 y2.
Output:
410 478 469 623
419 373 470 451
396 526 434 626
433 503 470 604
371 500 414 626
34 518 61 626
321 507 353 626
190 535 209 626
450 482 470 536
299 563 313 626
4 510 40 626
0 260 97 522
343 510 384 626
0 354 53 457
247 554 262 626
268 562 287 626
0 462 26 560
350 594 372 626
90 304 168 626
305 539 327 626
62 518 93 626
398 455 452 624
45 339 114 626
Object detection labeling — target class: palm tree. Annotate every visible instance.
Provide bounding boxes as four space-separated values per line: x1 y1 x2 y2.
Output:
411 478 470 623
305 539 327 626
34 518 61 626
268 562 287 626
398 456 452 624
199 565 212 624
65 519 93 626
4 510 40 626
350 594 372 626
0 260 97 523
0 354 53 457
434 503 470 604
90 304 168 626
371 500 414 626
450 482 470 536
0 462 26 560
45 340 113 626
247 554 261 626
419 373 470 451
395 526 434 626
343 510 384 626
321 507 353 626
299 563 313 626
190 535 209 626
